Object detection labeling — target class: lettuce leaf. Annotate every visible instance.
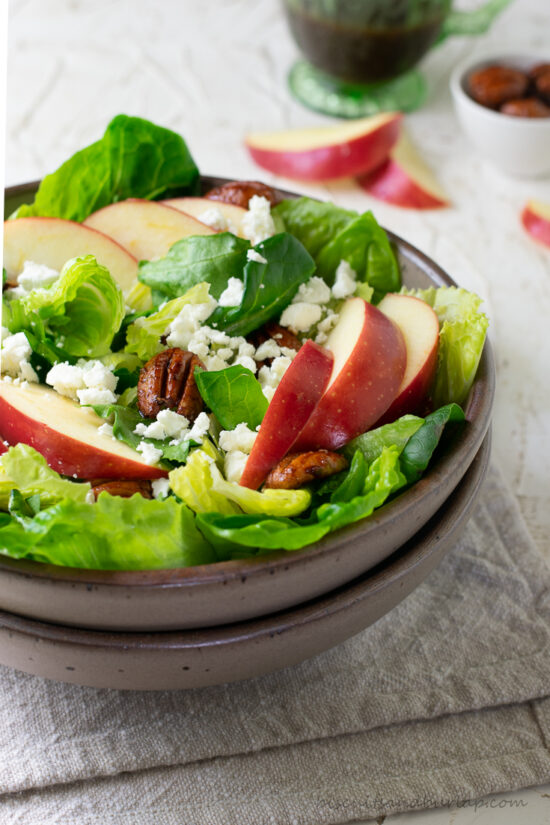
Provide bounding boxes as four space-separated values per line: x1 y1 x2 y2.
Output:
124 281 211 362
14 115 199 222
169 449 311 518
273 197 357 258
400 403 465 484
195 365 267 430
5 255 125 359
344 415 424 463
208 233 316 337
92 404 190 465
402 286 489 407
138 233 251 302
0 444 91 510
0 494 214 570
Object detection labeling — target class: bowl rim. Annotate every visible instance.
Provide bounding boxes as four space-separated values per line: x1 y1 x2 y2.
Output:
450 51 550 128
1 177 495 588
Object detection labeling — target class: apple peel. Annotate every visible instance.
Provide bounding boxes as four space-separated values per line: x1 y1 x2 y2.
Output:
521 200 550 249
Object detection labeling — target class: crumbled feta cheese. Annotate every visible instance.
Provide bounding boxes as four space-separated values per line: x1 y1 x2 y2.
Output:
137 441 163 466
98 422 114 438
257 355 292 402
218 277 245 308
217 347 234 361
261 385 276 403
46 359 118 404
224 450 249 483
156 409 190 438
205 353 231 372
241 196 275 246
238 341 256 359
77 388 118 406
293 276 331 306
152 477 171 499
254 339 281 361
270 355 292 382
1 327 10 342
234 354 257 373
198 207 236 234
219 422 258 453
185 411 211 443
9 261 59 298
166 297 218 349
332 260 357 299
317 311 339 333
247 249 268 265
0 332 39 382
279 302 322 333
81 361 118 393
187 339 210 360
85 489 96 505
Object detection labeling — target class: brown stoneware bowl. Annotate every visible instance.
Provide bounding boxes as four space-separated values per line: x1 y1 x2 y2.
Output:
0 179 495 632
0 433 490 690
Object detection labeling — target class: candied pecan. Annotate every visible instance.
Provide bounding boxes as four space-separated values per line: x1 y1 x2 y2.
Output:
529 63 550 81
90 479 153 500
204 180 282 209
264 450 348 490
500 97 550 118
534 69 550 103
137 348 205 420
248 321 302 369
468 65 529 108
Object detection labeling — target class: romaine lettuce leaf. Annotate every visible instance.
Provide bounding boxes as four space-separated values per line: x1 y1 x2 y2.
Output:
0 494 214 570
5 255 125 359
402 286 489 407
195 365 267 430
208 233 316 337
0 444 91 510
138 233 251 302
124 281 211 362
14 115 199 222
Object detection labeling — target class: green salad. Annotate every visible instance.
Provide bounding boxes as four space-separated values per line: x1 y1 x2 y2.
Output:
0 115 489 570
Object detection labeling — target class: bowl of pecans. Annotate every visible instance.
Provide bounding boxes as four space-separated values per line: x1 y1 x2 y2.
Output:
450 53 550 178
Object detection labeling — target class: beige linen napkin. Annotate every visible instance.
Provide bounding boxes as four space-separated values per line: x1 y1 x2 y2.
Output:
1 464 549 824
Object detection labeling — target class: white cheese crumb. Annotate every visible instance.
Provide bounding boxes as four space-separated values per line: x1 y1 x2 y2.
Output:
185 411 211 443
254 339 281 361
9 260 59 298
247 249 268 265
156 409 190 438
241 196 275 246
46 360 118 404
261 385 276 403
234 354 257 373
0 332 38 382
279 302 322 333
137 441 163 466
219 422 258 454
332 260 357 299
77 388 118 406
293 276 331 305
218 277 245 308
198 207 236 234
224 450 249 483
152 478 171 499
98 422 114 438
166 296 218 349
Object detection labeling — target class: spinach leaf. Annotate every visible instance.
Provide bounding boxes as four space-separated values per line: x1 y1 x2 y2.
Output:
92 404 190 466
15 115 199 222
344 415 424 464
316 211 400 300
209 233 315 337
195 365 267 430
138 233 250 301
273 197 356 258
400 403 465 484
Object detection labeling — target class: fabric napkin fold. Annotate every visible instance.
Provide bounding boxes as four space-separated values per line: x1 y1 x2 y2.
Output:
1 464 550 824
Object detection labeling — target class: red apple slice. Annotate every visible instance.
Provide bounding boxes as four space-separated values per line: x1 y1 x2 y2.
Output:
521 200 550 249
245 113 402 182
162 197 247 237
375 293 439 425
240 340 333 490
3 216 138 291
357 132 449 209
83 199 216 261
291 298 406 452
0 381 166 480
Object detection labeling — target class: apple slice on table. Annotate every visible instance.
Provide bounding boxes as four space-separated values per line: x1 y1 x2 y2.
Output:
291 298 407 453
375 294 439 425
3 217 138 291
240 341 333 490
521 200 550 249
357 132 449 210
83 199 216 261
0 382 166 480
245 113 402 182
162 197 247 237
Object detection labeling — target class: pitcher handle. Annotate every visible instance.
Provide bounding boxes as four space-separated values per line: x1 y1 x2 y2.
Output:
438 0 513 42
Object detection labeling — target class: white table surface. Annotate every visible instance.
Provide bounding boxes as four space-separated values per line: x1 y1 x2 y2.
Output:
5 0 550 822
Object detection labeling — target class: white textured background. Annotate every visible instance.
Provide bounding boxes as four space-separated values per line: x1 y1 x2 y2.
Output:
6 0 550 821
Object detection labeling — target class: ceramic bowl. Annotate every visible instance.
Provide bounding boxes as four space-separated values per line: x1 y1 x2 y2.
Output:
0 433 491 691
0 178 495 632
450 53 550 178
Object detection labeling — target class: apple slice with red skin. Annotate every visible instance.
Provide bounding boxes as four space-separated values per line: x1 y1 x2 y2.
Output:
375 293 439 426
3 216 138 291
83 199 216 261
162 197 247 237
0 381 167 480
291 298 407 453
245 112 402 182
521 200 550 249
240 341 333 490
357 132 449 210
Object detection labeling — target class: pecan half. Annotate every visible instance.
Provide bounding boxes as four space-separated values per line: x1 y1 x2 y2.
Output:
204 180 282 209
90 479 153 500
264 450 348 490
137 348 205 420
248 321 302 368
468 66 529 109
534 69 550 103
500 97 550 118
